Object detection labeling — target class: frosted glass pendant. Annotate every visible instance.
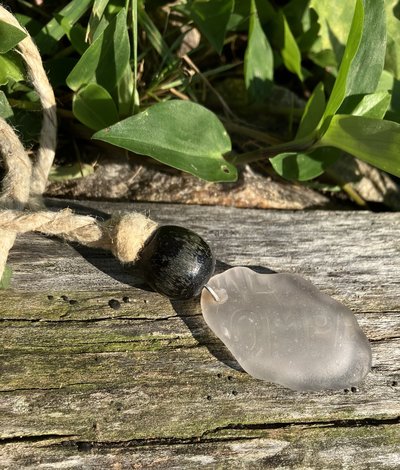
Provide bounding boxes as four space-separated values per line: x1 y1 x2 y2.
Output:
201 267 371 391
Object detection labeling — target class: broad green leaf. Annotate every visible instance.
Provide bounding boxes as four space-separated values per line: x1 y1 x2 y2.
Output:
270 147 340 181
35 0 92 55
244 0 273 102
73 83 119 131
0 52 25 85
0 91 13 119
296 82 325 138
93 100 237 182
323 0 363 118
187 0 234 53
320 115 400 177
350 92 391 119
323 0 386 120
49 163 95 182
66 9 130 94
0 20 26 53
342 0 386 100
0 265 12 289
279 11 303 81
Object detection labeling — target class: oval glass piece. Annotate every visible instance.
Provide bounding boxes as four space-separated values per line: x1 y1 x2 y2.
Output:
201 267 371 391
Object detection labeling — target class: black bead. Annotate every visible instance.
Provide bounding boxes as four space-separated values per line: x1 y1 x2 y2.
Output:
138 225 215 300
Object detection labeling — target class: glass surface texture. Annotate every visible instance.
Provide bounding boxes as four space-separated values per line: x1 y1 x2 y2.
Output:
201 267 371 391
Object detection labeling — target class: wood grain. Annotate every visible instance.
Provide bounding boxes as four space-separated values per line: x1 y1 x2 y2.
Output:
1 199 399 469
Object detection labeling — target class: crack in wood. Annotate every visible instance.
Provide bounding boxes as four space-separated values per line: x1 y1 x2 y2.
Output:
0 315 183 323
0 382 98 394
369 336 400 343
0 434 77 444
200 416 400 438
16 416 397 451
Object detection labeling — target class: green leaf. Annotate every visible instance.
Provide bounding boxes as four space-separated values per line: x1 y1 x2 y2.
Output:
309 0 356 68
0 91 14 119
35 0 93 55
384 0 400 79
227 0 251 31
349 92 391 119
0 265 12 289
92 14 110 42
9 107 41 144
297 8 321 53
244 0 273 102
73 83 119 131
15 13 42 36
320 114 400 177
0 52 25 85
270 147 340 181
117 64 134 118
296 82 326 139
341 0 386 101
66 9 130 94
93 100 236 182
376 70 394 92
138 8 173 62
87 0 110 42
0 20 27 53
49 163 95 182
187 0 234 53
59 17 88 55
278 10 303 81
323 0 386 120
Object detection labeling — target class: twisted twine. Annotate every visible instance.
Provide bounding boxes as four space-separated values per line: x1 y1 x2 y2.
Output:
0 6 158 283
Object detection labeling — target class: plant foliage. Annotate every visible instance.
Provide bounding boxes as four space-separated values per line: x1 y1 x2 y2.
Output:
1 0 399 189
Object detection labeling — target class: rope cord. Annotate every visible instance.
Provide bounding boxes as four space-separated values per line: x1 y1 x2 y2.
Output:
0 6 157 282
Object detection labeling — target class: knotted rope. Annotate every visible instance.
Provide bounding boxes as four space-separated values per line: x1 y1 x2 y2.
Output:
0 6 158 282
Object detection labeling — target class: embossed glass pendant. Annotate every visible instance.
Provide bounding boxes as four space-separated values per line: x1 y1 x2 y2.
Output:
201 267 372 391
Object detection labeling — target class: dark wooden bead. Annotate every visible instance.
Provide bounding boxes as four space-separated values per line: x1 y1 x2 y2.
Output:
138 225 215 300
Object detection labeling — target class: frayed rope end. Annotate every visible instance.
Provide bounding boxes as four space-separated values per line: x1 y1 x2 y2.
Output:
107 212 158 263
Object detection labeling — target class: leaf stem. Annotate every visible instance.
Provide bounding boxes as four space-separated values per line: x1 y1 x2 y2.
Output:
341 183 367 207
221 119 281 145
131 0 139 112
227 136 316 165
8 99 42 111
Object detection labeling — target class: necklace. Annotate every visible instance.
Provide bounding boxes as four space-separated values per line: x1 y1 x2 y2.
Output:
138 224 371 392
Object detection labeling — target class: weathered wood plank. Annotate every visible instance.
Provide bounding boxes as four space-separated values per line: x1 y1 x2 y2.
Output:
6 199 400 310
1 424 399 469
1 199 399 468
